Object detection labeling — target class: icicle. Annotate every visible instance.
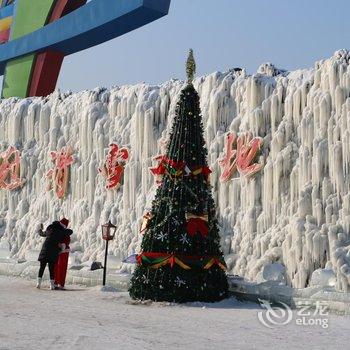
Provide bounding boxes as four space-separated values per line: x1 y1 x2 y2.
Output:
1 51 350 291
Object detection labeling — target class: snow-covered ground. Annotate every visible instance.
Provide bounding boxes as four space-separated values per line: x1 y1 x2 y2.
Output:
2 50 350 292
0 276 349 350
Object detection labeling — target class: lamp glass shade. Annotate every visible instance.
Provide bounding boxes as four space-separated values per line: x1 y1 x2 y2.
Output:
102 221 117 240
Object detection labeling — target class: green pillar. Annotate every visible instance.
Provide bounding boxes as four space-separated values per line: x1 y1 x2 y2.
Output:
2 0 56 98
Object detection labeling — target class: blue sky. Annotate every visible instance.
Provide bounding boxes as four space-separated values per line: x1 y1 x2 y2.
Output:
57 0 350 92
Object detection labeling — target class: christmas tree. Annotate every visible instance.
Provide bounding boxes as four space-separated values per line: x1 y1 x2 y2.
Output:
129 50 228 302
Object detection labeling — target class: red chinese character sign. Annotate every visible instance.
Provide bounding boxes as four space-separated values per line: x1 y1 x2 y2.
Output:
46 146 74 199
0 146 23 190
219 132 263 182
236 133 264 177
99 143 129 190
218 133 237 182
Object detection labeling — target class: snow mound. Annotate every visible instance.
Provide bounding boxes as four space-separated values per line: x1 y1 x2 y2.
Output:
256 263 286 284
1 51 350 291
100 285 118 293
310 262 337 287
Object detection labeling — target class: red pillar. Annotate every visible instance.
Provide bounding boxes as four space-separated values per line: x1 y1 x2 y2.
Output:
28 0 87 97
29 51 64 97
50 0 87 21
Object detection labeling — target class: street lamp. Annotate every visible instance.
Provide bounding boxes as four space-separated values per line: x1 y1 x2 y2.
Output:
101 221 117 286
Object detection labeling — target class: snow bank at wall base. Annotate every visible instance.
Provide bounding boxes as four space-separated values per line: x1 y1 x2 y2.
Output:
1 50 350 292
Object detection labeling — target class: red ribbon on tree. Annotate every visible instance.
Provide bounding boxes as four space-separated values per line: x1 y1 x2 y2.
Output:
150 155 212 183
186 213 208 237
150 156 185 176
190 165 212 177
136 252 227 270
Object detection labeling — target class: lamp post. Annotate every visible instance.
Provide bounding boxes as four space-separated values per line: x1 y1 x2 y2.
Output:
101 221 117 286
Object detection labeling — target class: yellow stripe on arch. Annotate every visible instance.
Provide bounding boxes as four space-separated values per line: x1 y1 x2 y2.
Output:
0 16 12 31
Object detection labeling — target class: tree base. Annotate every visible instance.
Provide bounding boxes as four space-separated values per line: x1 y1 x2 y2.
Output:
129 265 229 303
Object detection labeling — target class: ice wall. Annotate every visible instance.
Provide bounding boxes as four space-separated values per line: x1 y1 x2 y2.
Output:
1 50 350 291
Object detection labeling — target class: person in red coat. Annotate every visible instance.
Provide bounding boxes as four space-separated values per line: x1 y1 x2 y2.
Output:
54 218 73 290
37 218 72 290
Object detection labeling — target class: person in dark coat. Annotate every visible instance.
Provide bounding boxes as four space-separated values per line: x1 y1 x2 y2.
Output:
37 218 73 290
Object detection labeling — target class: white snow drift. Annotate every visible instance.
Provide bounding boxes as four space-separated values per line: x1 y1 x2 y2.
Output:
1 50 350 292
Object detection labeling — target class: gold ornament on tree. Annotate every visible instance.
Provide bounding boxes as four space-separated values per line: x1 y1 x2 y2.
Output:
186 48 196 84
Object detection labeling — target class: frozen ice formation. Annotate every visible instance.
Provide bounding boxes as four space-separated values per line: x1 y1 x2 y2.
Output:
256 263 286 284
310 262 336 287
1 50 350 292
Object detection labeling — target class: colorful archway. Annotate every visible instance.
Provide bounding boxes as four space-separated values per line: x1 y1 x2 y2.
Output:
0 0 171 98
